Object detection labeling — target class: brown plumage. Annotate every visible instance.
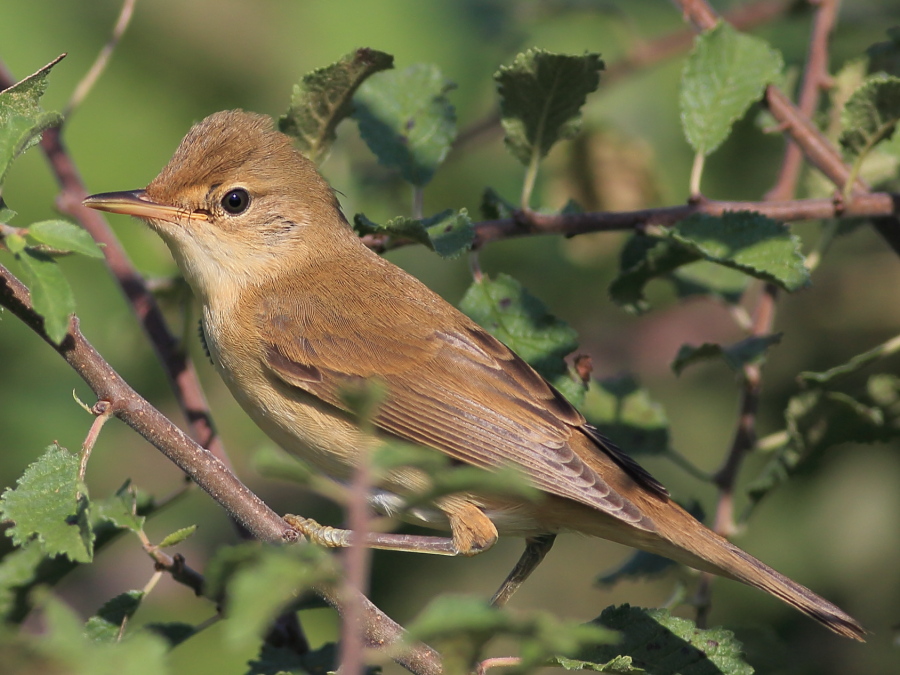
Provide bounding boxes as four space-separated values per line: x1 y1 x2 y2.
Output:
84 110 865 640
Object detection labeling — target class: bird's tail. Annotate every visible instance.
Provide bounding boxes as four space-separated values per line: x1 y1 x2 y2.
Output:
645 500 866 641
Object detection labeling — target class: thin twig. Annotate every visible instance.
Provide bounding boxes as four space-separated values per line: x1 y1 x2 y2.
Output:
64 0 137 120
765 0 841 201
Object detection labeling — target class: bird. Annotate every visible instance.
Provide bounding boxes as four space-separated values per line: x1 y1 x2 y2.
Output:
84 109 864 640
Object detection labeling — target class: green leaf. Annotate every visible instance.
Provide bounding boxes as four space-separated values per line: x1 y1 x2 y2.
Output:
746 374 900 511
595 550 677 589
495 49 603 165
93 482 146 533
353 209 474 258
582 376 669 457
459 273 584 407
252 445 315 485
157 525 198 549
1 445 93 563
36 593 170 675
670 260 749 305
596 503 703 588
840 75 900 157
609 234 701 312
85 591 145 642
481 187 517 220
680 23 783 156
407 595 616 673
279 48 394 163
0 541 50 622
672 334 782 376
209 544 336 651
0 55 64 186
573 605 753 675
27 220 104 258
867 27 900 77
666 212 809 292
0 200 16 223
353 63 456 186
554 654 641 673
247 642 359 675
14 247 75 344
144 623 196 648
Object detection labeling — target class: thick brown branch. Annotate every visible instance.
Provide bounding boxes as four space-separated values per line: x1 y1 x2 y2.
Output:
0 264 441 675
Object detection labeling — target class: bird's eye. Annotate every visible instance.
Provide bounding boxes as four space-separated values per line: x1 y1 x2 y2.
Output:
221 188 250 214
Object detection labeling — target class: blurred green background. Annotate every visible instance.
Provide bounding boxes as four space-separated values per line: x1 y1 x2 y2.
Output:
2 1 899 673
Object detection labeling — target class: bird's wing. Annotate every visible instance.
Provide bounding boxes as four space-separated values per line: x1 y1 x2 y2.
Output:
257 265 662 529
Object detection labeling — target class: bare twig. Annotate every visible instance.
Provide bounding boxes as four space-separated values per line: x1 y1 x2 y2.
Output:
0 264 442 675
64 0 137 119
766 0 841 201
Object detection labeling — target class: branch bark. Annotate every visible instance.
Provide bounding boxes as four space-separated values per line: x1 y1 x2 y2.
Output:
0 264 442 675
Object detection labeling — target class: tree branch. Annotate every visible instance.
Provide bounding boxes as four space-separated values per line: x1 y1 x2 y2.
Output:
0 264 442 675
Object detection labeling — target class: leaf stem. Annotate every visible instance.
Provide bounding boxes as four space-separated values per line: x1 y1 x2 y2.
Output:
520 148 541 210
689 152 705 197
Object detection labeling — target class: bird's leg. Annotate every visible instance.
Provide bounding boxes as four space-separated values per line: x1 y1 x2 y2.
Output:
284 500 499 557
490 534 556 607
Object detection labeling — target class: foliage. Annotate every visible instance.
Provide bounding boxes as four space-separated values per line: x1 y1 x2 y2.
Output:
1 4 898 675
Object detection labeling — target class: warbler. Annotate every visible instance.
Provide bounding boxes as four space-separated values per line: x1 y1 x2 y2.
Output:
85 110 864 640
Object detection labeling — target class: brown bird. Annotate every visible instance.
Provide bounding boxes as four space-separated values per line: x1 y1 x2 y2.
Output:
84 110 864 640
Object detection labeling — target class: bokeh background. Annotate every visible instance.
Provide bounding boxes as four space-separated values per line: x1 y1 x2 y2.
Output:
2 1 899 673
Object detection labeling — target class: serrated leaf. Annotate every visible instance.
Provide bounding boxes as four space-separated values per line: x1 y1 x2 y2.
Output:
481 187 517 220
666 212 808 292
1 445 93 563
93 483 146 533
157 525 198 549
554 654 641 673
672 334 782 376
574 605 753 675
27 220 104 258
85 590 145 642
353 63 456 186
353 209 474 258
671 260 749 304
459 273 583 406
840 75 900 157
0 199 16 223
0 55 64 186
609 234 701 312
680 23 783 156
582 376 669 457
14 247 75 344
279 48 394 163
496 49 603 165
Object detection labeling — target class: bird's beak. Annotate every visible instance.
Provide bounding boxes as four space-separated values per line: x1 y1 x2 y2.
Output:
83 190 208 222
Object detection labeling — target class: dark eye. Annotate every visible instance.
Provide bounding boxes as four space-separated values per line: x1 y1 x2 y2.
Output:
222 188 250 214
